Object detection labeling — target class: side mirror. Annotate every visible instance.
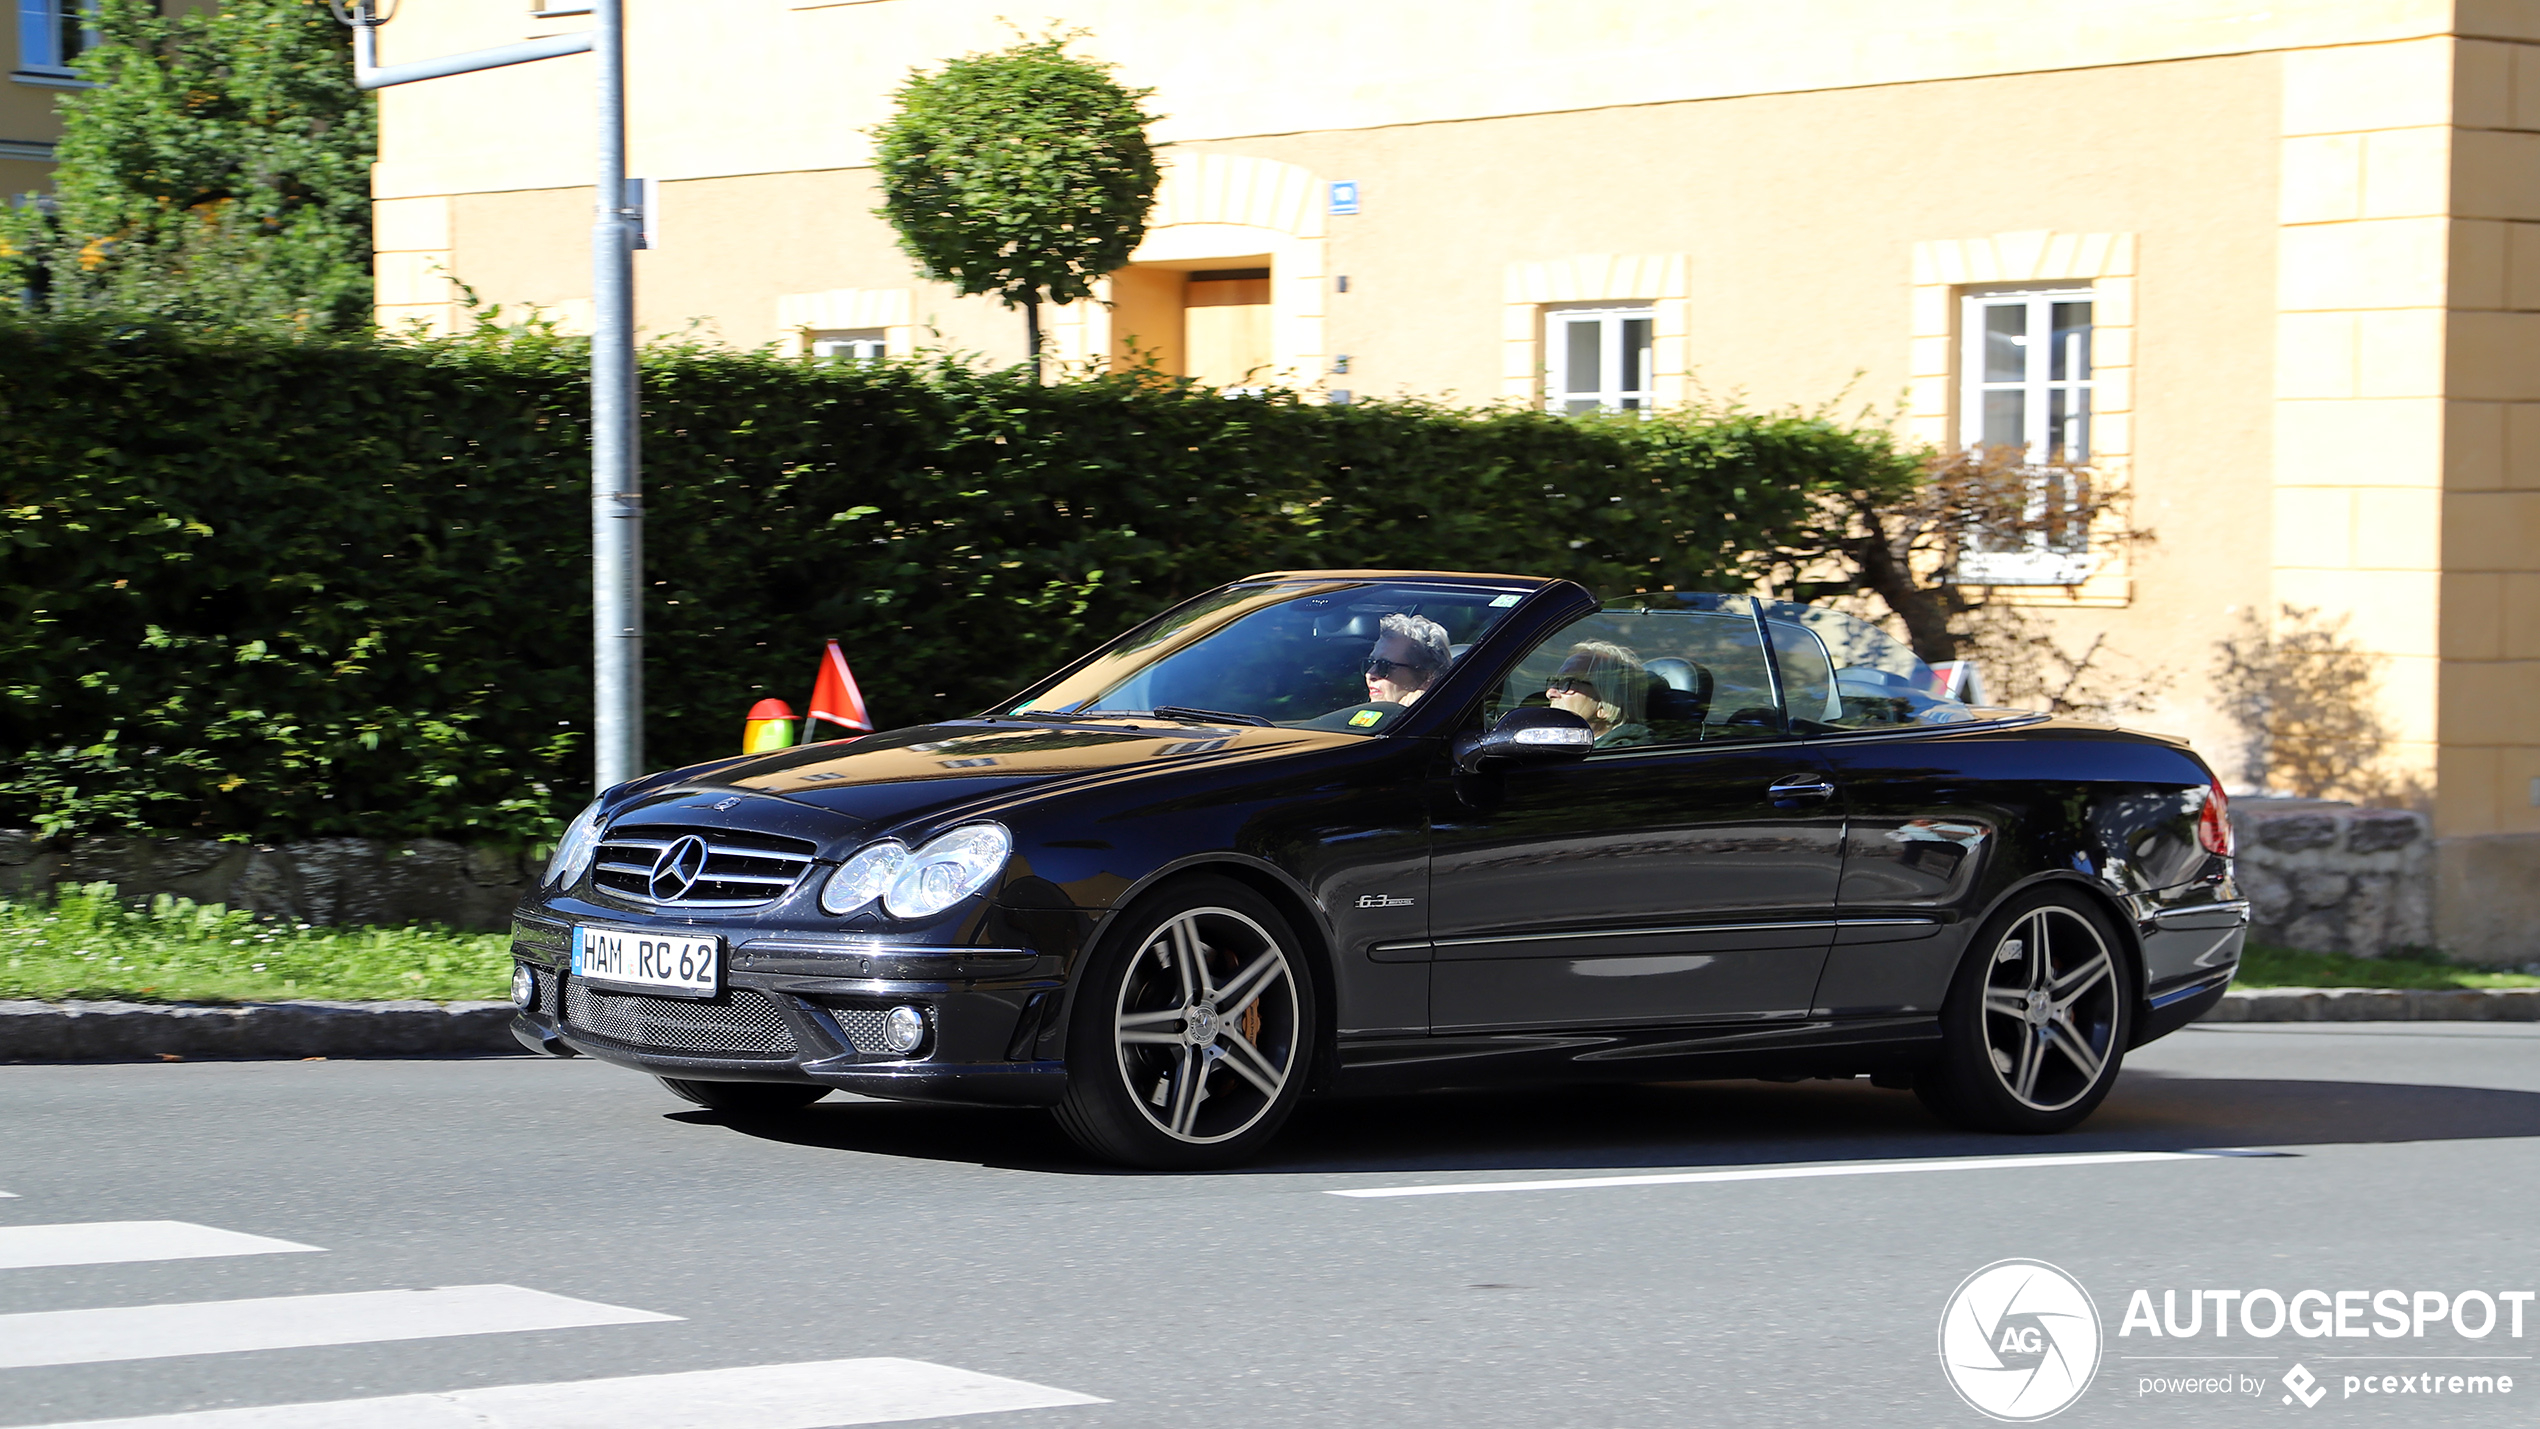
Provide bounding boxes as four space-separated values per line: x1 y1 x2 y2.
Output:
1453 707 1595 773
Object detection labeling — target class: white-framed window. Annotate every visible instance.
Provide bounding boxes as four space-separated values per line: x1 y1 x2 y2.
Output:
1545 305 1654 414
17 0 95 77
1957 287 2097 585
809 328 887 364
1961 287 2092 462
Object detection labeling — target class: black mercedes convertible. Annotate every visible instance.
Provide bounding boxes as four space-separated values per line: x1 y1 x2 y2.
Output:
508 572 2248 1168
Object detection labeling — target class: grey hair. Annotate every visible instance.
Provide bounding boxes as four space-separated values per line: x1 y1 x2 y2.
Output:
1379 612 1453 683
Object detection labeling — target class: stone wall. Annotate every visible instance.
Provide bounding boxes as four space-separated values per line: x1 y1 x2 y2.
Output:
2227 798 2434 959
0 830 537 931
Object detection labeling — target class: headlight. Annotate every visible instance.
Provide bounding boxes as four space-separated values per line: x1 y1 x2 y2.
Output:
543 801 607 889
883 822 1012 920
820 840 908 915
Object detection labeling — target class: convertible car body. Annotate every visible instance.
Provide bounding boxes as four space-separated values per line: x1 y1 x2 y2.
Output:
509 572 2248 1166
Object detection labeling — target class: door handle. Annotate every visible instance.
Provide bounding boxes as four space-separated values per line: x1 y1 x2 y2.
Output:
1767 775 1836 806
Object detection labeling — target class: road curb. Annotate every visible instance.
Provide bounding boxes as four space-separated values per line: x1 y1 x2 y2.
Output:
2200 986 2540 1023
0 999 520 1061
3 985 2534 1063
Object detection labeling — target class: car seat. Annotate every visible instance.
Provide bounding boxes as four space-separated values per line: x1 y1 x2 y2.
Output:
1643 657 1713 726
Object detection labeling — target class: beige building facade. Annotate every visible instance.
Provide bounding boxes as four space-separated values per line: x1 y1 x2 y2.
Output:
371 0 2540 959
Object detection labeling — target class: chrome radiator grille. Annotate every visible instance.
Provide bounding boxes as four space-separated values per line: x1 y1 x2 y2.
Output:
589 823 817 908
564 981 797 1057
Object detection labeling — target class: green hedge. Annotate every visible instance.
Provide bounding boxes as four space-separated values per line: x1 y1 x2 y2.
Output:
0 318 1913 842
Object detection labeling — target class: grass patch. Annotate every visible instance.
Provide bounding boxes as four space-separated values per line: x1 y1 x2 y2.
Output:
2232 942 2540 991
0 884 511 1004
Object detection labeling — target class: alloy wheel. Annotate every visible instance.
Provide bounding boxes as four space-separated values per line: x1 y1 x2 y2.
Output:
1109 906 1300 1144
1976 904 2121 1113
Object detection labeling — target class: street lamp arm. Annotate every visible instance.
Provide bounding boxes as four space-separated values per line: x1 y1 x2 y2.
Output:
355 30 595 91
332 0 645 793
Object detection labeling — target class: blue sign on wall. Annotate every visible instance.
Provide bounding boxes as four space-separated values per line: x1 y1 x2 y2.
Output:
1328 181 1360 216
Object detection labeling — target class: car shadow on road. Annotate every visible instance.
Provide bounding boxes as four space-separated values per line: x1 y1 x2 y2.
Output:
676 1067 2540 1178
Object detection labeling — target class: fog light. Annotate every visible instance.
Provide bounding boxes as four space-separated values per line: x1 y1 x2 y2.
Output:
883 1005 925 1054
511 965 536 1011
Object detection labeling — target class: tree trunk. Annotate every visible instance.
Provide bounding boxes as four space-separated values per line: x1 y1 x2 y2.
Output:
1850 504 1960 666
1024 294 1042 384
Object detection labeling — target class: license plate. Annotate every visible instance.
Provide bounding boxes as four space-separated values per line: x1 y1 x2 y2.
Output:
571 925 722 999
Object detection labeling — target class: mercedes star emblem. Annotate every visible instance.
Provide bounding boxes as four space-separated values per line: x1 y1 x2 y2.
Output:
648 834 711 901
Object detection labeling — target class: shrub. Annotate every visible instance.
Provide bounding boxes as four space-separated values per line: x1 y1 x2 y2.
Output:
0 316 1913 842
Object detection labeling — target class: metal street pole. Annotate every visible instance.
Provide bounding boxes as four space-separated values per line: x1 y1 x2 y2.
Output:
587 0 642 790
334 0 642 793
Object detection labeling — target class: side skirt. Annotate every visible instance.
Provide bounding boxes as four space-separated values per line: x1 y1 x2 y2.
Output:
1328 1016 1941 1095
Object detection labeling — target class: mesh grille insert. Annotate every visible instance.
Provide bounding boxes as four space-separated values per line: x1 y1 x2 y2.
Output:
565 981 797 1057
834 1008 893 1054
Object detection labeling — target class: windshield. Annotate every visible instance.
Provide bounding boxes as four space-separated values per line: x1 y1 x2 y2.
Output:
1005 580 1534 734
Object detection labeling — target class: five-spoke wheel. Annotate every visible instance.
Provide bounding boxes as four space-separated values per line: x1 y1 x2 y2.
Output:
1054 878 1314 1168
1918 890 2131 1133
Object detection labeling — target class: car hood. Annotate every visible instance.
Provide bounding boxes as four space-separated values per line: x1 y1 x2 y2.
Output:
649 718 1365 837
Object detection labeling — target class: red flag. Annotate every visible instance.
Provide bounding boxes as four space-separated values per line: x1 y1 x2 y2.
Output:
806 639 873 736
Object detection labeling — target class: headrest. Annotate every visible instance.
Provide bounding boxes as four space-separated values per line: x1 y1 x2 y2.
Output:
1645 657 1703 693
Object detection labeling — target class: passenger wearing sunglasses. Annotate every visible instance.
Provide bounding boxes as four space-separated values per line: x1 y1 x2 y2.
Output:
1362 613 1452 706
1545 640 1652 748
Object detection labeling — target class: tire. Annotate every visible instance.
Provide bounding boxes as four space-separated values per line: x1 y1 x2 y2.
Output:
1051 876 1317 1170
1915 887 2133 1134
657 1077 831 1114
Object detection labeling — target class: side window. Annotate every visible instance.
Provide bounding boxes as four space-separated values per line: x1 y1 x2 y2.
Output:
1487 607 1787 748
1758 603 1989 733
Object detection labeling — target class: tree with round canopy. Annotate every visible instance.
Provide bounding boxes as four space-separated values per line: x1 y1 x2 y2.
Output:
869 32 1161 380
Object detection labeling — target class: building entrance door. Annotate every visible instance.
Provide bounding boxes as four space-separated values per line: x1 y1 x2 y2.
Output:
1183 267 1272 389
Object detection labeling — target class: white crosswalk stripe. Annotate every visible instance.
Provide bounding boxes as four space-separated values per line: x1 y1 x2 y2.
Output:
0 1284 678 1370
8 1356 1106 1429
0 1222 321 1271
0 1210 1101 1427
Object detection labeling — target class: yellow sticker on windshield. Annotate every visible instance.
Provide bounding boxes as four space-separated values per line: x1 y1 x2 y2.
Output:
1349 709 1383 728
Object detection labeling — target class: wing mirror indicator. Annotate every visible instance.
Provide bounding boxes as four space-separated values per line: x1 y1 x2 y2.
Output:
1454 708 1595 773
1514 725 1591 746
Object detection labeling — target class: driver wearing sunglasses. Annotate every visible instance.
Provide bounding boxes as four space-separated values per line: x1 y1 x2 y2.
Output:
1363 613 1452 706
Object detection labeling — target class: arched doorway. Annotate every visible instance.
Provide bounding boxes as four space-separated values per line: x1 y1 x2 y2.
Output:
1048 153 1329 393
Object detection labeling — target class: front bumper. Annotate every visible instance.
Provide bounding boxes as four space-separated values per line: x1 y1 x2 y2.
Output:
509 918 1075 1108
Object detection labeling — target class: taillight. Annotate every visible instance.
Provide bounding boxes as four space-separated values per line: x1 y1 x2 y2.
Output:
2196 779 2234 858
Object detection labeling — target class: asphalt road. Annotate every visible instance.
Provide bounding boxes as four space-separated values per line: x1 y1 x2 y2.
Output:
4 1024 2538 1427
